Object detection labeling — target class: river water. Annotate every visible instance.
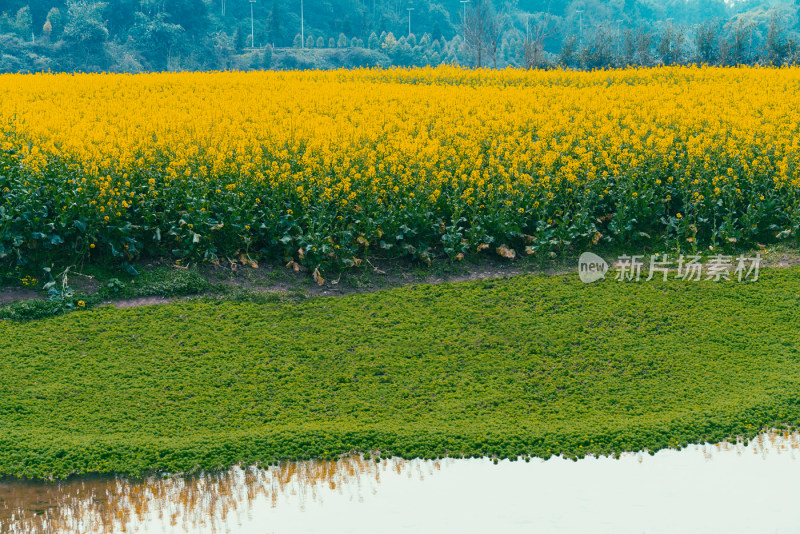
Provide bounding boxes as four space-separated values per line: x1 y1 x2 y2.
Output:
2 431 799 534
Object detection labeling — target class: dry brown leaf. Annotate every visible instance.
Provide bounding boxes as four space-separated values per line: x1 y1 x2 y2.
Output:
366 258 386 274
240 254 258 269
496 244 516 259
312 266 324 286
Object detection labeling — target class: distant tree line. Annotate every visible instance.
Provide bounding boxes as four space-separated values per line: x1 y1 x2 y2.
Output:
0 0 799 72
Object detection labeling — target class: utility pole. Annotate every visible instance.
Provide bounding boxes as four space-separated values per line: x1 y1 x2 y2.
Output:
616 19 623 59
460 0 469 28
575 9 584 49
407 7 414 37
250 0 256 49
301 0 304 48
221 0 225 16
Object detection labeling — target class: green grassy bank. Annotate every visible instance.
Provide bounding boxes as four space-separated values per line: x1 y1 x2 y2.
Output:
1 268 800 479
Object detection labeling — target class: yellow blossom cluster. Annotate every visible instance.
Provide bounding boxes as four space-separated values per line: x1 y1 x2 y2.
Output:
1 66 798 268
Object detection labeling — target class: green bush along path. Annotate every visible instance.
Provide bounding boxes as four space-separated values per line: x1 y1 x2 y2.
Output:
1 267 800 479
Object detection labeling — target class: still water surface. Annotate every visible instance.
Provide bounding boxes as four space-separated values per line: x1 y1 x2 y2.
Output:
2 432 799 534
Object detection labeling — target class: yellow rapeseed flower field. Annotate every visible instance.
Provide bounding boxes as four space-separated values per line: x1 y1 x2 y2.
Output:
1 66 799 272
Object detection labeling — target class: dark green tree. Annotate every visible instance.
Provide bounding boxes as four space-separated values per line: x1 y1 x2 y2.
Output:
695 20 719 64
130 11 184 70
63 0 109 67
13 5 31 40
45 7 64 37
657 23 684 64
559 33 579 67
268 0 283 46
764 12 791 64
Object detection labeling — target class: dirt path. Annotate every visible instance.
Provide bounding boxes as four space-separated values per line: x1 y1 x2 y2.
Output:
3 246 799 310
0 288 40 304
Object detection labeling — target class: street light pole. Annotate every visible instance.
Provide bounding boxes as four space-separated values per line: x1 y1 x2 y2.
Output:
250 0 256 49
407 7 414 37
460 0 469 28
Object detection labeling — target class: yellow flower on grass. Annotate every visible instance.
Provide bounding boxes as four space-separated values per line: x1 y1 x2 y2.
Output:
1 65 798 264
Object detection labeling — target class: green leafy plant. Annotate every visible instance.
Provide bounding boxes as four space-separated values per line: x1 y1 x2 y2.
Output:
0 267 799 478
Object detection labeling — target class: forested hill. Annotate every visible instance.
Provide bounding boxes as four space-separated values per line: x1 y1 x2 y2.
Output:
1 0 799 72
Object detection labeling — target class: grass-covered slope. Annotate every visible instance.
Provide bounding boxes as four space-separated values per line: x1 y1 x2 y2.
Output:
1 268 800 479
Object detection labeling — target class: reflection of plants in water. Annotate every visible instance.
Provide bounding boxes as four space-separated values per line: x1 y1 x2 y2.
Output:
3 433 797 534
687 430 800 461
752 429 800 458
0 455 444 534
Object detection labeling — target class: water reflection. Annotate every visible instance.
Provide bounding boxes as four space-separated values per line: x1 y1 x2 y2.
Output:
1 431 799 534
0 456 441 534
